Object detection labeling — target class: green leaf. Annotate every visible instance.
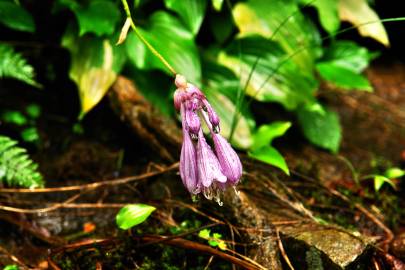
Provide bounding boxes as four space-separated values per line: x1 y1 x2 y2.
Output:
2 111 28 126
232 0 321 72
374 175 395 192
198 229 211 239
302 0 340 34
3 265 19 270
316 63 372 91
339 0 389 46
251 122 291 151
0 0 35 32
385 168 405 179
203 61 255 149
297 104 342 153
212 0 224 11
321 41 374 73
218 36 318 110
0 43 40 87
21 127 40 143
248 145 289 175
62 26 125 117
59 0 120 36
164 0 207 35
116 204 156 230
26 104 41 119
125 67 173 116
125 11 201 84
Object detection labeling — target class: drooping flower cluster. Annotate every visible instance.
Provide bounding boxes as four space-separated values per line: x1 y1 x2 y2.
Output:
174 75 242 205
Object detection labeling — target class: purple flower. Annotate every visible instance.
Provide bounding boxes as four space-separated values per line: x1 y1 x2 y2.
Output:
174 75 242 204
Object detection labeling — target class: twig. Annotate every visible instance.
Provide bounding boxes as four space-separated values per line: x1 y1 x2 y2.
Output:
0 162 178 193
276 229 295 270
0 244 29 269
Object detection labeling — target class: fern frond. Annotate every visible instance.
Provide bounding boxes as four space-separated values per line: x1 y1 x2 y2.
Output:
0 43 40 87
0 135 44 188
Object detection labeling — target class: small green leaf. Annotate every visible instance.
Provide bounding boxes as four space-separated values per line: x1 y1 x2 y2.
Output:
251 121 291 151
4 265 19 270
212 0 224 11
249 145 289 175
21 127 40 143
297 104 342 153
0 0 35 32
385 168 405 179
164 0 207 35
116 204 156 230
2 111 28 126
374 175 395 192
302 0 340 34
125 11 201 84
198 229 211 239
26 104 41 119
316 63 372 91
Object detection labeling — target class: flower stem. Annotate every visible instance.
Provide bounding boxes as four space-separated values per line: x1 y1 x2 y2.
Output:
121 0 177 76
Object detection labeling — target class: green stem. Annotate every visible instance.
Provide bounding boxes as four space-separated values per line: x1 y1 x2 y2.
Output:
121 0 177 76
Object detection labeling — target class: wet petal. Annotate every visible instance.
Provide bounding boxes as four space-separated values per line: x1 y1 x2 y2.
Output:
196 131 227 188
212 133 242 184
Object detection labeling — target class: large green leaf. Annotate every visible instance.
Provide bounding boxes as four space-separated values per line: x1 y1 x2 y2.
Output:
62 26 126 117
339 0 389 46
0 43 40 87
203 61 255 149
297 104 342 153
302 0 340 34
218 36 318 110
125 11 201 84
0 0 35 32
57 0 120 36
116 204 156 230
232 0 321 72
164 0 207 35
249 145 289 175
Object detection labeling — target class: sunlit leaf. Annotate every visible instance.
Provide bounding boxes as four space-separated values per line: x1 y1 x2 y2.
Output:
2 111 27 126
249 145 289 175
3 265 19 270
233 0 321 72
251 122 291 151
164 0 207 35
0 0 35 32
212 0 224 11
374 175 395 192
302 0 340 34
338 0 389 46
125 11 201 84
218 36 318 110
297 104 341 153
116 204 156 230
385 168 405 179
62 26 126 117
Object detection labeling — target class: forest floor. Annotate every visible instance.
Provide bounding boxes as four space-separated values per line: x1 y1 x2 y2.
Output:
0 59 404 269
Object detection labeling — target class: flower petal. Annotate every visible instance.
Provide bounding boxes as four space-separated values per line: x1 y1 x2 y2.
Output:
212 133 242 184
